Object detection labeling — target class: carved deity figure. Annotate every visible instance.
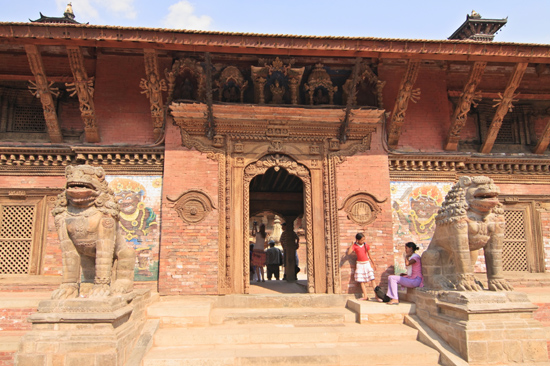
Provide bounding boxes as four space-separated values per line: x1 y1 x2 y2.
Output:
421 176 513 292
66 70 94 113
140 72 167 114
270 80 285 104
51 165 136 299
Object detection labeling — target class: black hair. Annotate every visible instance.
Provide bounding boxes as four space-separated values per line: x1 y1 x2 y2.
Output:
405 242 419 252
355 233 365 241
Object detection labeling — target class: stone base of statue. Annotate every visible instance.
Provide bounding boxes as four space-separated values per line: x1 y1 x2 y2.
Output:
15 289 152 366
415 289 549 365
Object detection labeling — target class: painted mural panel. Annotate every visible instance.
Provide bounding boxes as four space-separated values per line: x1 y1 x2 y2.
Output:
391 181 451 273
106 175 162 281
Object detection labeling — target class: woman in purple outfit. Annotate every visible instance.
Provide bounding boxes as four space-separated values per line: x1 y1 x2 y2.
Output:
385 242 423 305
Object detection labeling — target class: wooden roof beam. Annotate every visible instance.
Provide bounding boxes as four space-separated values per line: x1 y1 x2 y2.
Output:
66 46 99 143
480 62 528 154
445 61 486 151
387 60 420 149
24 44 63 143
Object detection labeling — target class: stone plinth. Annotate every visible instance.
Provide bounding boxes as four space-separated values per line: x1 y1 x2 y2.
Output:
415 289 549 365
15 289 151 366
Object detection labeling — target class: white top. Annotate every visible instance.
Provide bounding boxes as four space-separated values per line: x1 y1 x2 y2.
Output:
253 232 266 250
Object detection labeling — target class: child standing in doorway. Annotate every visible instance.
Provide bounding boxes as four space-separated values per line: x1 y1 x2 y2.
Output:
347 233 377 300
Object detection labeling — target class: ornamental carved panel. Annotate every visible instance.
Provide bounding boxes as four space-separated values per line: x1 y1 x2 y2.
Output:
167 190 216 224
340 192 386 226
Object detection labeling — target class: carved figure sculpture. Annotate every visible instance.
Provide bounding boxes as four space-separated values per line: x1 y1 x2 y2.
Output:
51 165 136 299
421 176 513 292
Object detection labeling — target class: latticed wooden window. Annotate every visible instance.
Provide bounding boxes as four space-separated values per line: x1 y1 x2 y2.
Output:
503 208 528 271
0 204 36 274
11 104 47 132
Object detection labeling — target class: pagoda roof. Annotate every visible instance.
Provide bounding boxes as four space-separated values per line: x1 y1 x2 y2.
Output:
449 12 507 41
30 12 81 25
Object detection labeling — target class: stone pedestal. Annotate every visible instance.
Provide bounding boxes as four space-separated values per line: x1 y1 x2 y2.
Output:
415 289 549 365
15 289 151 366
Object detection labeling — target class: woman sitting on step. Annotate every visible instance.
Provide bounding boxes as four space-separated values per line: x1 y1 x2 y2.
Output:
382 242 424 305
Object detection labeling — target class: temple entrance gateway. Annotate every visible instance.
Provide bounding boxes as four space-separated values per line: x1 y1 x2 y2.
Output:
243 156 314 293
248 164 306 292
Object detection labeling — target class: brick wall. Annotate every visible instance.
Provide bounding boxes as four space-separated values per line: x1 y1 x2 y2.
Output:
157 121 220 295
336 146 393 294
380 64 452 152
93 53 157 144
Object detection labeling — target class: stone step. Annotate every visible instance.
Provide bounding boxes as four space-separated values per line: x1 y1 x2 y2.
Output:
213 294 355 309
346 299 416 324
143 341 441 366
210 306 356 325
153 323 419 348
146 296 216 328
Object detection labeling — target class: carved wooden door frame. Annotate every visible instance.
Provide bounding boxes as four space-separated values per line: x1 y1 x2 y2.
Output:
242 154 314 294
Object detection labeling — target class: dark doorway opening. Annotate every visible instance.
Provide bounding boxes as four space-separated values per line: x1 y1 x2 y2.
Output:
249 167 306 293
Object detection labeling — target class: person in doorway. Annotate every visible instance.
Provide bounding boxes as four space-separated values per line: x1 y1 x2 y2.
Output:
265 240 283 280
251 222 267 282
347 233 377 301
280 222 299 281
385 242 423 305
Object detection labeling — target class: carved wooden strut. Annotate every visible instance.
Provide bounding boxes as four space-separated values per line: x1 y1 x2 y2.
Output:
140 49 167 141
388 60 421 149
480 62 527 153
66 46 99 143
445 61 486 151
25 45 63 143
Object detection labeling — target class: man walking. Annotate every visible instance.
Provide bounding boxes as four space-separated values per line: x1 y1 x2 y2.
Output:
265 240 283 280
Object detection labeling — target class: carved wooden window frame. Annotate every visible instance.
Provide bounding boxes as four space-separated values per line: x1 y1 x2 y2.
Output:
0 191 53 275
501 196 545 273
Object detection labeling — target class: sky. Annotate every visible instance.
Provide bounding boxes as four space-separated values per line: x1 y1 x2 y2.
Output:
1 0 549 44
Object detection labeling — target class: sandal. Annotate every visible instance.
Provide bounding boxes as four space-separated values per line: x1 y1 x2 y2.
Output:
387 301 399 305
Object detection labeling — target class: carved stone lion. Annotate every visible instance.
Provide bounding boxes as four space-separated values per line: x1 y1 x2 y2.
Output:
51 165 136 299
421 176 513 292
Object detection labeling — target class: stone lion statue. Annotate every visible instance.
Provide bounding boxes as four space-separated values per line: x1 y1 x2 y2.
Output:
51 165 136 299
421 176 513 292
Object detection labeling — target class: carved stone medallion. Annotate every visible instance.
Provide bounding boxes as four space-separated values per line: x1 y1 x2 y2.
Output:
340 192 386 226
167 190 216 224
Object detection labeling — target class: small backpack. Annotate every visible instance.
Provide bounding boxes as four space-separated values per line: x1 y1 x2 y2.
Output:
374 286 390 302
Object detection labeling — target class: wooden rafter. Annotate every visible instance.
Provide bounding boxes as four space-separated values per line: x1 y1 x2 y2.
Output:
66 46 99 143
445 62 486 151
387 60 420 149
480 62 528 154
140 49 167 141
24 44 63 143
533 116 550 154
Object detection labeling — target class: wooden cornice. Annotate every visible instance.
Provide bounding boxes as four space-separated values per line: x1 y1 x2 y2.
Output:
387 60 420 149
389 154 550 184
2 23 550 63
480 62 528 153
445 61 486 151
170 103 383 143
0 146 164 175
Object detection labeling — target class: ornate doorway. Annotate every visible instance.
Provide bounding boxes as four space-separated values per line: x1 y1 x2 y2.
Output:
243 155 314 293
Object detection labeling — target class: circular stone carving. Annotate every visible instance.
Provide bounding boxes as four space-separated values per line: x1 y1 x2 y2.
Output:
170 190 215 224
340 192 385 226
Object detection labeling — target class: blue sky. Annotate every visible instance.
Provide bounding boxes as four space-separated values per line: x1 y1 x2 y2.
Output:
1 0 549 44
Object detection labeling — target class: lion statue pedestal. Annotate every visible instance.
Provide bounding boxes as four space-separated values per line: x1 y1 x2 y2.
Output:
416 176 548 364
15 166 153 366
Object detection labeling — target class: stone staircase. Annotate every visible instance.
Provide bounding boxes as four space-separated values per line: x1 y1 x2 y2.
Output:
142 294 441 365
